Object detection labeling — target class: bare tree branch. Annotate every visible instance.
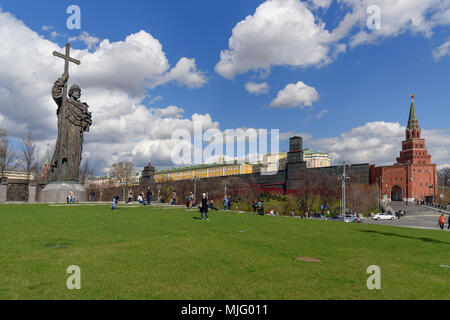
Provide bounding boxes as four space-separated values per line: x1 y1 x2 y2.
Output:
0 130 17 178
19 131 41 181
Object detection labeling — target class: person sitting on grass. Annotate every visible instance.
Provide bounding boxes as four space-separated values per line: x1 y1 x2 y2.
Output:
209 199 219 211
67 191 74 204
289 208 295 217
111 196 119 210
137 193 146 205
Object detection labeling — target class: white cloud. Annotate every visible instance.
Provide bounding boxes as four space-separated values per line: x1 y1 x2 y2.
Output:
432 40 450 61
70 30 206 95
307 121 450 167
332 0 450 47
308 0 333 9
245 82 269 95
304 109 328 123
270 81 319 108
69 31 100 50
50 31 61 39
216 0 450 80
151 105 184 118
42 25 54 31
154 57 207 89
215 0 335 79
280 131 312 142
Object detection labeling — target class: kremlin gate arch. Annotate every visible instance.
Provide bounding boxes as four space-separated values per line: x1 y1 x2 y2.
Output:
391 186 403 201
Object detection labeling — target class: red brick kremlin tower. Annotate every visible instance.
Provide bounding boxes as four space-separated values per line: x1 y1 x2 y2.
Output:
370 95 438 202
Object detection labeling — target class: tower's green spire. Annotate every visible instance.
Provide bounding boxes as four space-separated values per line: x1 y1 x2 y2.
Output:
407 94 420 130
44 144 50 165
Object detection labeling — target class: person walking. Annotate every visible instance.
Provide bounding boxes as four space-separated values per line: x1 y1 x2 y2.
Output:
188 192 194 209
227 195 232 210
223 196 228 210
200 193 209 220
438 214 446 230
127 188 133 204
448 214 450 230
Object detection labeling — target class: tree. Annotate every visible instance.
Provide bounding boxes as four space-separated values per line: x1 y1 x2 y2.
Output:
438 167 450 204
0 130 17 179
110 161 135 200
298 169 319 217
111 161 135 186
18 131 41 181
80 158 95 185
438 167 450 185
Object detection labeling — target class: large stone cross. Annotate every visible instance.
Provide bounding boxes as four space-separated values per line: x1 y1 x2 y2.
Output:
53 43 81 103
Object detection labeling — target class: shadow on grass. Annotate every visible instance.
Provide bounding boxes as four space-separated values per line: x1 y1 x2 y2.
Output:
193 217 202 220
360 230 450 245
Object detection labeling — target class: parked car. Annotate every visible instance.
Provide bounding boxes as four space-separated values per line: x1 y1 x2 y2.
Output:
372 213 396 221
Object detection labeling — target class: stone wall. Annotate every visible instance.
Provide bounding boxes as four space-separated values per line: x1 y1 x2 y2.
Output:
6 180 29 201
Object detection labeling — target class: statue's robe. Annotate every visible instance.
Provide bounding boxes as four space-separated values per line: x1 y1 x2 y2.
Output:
49 78 92 182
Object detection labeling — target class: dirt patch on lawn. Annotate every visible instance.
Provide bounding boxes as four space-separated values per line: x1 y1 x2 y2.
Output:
296 257 323 263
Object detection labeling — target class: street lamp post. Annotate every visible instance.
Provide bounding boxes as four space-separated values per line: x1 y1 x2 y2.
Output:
193 176 199 200
223 180 230 199
376 177 383 212
156 184 161 202
338 163 350 220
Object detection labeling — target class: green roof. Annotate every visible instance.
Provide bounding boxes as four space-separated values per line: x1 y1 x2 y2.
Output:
156 161 241 174
44 145 50 165
407 96 420 130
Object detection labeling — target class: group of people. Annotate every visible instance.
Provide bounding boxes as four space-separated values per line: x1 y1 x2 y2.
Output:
223 195 233 210
186 192 219 212
252 200 265 216
124 187 154 206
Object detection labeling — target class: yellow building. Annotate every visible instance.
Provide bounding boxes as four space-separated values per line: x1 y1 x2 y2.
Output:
154 161 254 183
303 149 331 168
1 170 36 181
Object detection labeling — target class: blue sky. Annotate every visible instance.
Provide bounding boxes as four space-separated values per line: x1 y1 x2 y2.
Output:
0 0 449 173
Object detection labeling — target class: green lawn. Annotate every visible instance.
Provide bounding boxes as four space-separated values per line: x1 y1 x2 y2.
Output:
0 204 448 300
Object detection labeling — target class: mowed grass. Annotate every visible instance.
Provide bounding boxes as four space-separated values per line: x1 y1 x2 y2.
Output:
0 204 448 300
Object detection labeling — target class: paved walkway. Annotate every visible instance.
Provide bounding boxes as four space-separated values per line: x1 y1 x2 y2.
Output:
365 201 450 232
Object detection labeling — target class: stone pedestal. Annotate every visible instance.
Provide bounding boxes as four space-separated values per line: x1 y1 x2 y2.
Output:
39 181 87 203
0 178 7 203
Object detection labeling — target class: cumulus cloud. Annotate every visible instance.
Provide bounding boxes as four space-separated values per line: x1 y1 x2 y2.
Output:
154 57 207 89
432 40 450 61
216 0 450 80
150 105 184 118
0 9 210 174
270 81 319 108
307 121 450 167
69 31 100 50
308 0 333 9
245 82 269 95
332 0 450 47
215 0 335 79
